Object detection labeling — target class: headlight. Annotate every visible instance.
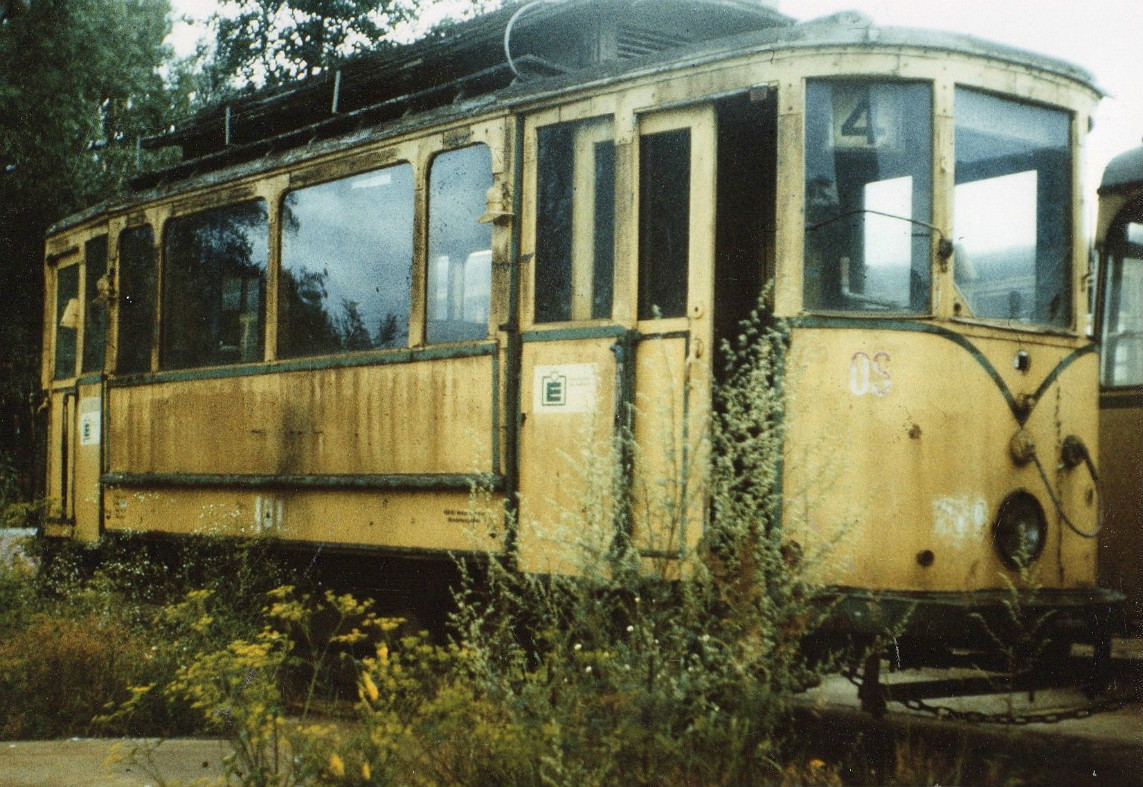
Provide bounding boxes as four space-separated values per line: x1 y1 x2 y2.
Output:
992 490 1047 569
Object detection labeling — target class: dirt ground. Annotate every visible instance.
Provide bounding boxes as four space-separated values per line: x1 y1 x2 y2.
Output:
0 738 230 787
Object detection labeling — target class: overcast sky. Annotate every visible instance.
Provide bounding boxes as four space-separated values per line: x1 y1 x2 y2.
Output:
170 0 1142 207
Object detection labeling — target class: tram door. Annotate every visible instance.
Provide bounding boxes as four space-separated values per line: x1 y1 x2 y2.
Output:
45 236 108 541
516 105 716 574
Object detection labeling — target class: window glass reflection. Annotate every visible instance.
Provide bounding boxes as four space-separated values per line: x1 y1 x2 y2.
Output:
535 118 615 323
426 145 493 344
279 164 414 358
954 89 1072 327
161 200 268 369
804 81 932 313
81 235 109 374
1100 217 1143 387
54 263 79 380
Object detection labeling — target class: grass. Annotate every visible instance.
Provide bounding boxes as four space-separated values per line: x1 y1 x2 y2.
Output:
0 307 1071 785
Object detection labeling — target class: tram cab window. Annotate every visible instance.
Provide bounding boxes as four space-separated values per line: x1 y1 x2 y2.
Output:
117 225 156 374
279 163 414 358
639 128 692 320
53 263 79 380
81 235 109 375
803 81 932 313
535 118 616 323
426 145 493 344
160 200 269 369
1100 217 1143 387
953 90 1072 327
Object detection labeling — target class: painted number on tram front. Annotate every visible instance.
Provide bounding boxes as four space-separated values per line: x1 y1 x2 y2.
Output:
850 351 891 397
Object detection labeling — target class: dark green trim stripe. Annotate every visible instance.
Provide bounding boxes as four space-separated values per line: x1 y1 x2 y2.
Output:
102 472 505 492
49 376 102 392
521 324 629 343
637 329 691 341
793 316 1096 426
521 325 691 344
503 114 526 567
1027 343 1097 412
97 528 504 563
108 341 498 388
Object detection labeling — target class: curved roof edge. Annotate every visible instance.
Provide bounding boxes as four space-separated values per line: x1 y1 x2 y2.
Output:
766 12 1100 94
1100 145 1143 193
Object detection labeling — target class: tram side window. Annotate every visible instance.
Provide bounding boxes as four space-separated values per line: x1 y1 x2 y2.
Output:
426 145 493 344
535 118 616 323
280 163 414 358
53 263 79 380
953 90 1072 327
1100 219 1143 387
161 200 269 369
639 128 691 320
117 225 156 374
81 235 109 375
803 81 932 313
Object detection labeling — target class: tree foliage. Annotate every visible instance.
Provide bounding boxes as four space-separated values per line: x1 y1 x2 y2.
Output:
200 0 504 96
203 0 413 95
0 0 182 497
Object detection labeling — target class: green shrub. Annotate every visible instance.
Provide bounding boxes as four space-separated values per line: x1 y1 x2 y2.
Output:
0 612 146 739
0 532 297 740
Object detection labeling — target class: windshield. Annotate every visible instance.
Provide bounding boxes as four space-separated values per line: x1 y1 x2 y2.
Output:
953 90 1072 328
804 80 933 313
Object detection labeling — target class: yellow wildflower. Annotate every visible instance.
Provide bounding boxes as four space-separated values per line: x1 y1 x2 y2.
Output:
329 752 345 778
361 674 379 702
362 762 372 781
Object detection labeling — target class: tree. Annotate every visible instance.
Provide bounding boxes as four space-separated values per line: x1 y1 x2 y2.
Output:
0 0 183 500
200 0 504 96
203 0 412 95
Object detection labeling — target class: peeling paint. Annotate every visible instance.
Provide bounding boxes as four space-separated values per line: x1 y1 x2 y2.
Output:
932 494 989 548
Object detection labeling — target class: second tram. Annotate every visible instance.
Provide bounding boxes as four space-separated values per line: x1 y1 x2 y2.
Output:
1095 143 1143 632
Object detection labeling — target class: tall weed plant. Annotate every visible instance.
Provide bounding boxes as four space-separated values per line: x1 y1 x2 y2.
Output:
321 306 835 787
0 533 293 739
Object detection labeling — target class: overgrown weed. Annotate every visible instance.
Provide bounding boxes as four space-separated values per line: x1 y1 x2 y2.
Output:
0 531 298 739
316 306 840 786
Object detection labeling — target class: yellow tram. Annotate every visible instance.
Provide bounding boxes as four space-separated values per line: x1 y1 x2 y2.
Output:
41 0 1123 657
1095 144 1143 633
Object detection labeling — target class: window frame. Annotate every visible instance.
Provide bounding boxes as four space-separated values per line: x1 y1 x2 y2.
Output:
950 86 1076 330
1098 203 1143 389
277 159 417 360
424 142 496 346
800 77 935 317
52 259 81 381
531 115 618 326
158 198 271 371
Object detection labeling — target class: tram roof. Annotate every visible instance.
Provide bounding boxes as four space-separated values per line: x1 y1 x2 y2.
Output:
50 0 1101 234
1099 145 1143 194
140 0 793 162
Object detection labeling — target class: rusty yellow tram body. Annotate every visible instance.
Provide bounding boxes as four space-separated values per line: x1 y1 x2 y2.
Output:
1095 145 1143 633
41 0 1124 658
